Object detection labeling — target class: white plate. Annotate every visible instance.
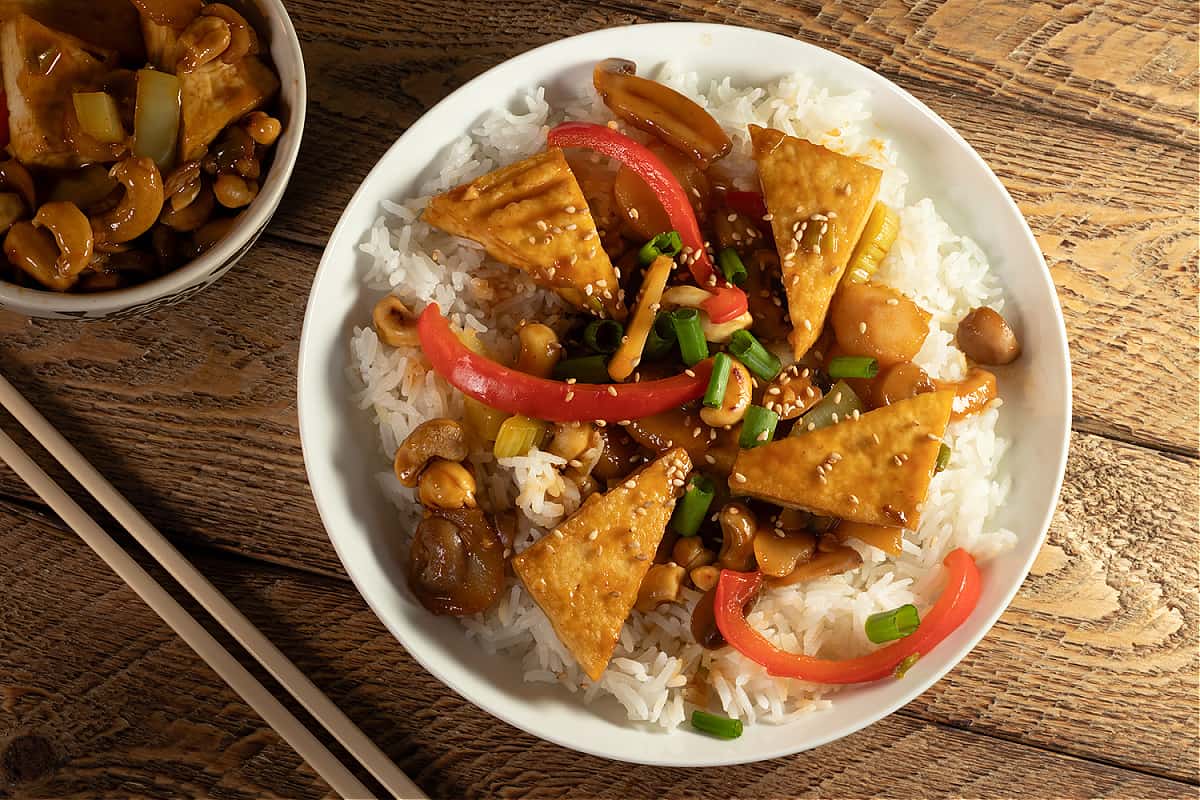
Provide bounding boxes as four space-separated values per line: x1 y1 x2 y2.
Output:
298 23 1071 767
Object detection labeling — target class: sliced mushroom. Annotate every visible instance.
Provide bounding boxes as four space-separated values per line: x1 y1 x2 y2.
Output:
956 306 1021 365
753 528 817 578
768 544 862 586
372 295 420 348
672 536 715 572
393 419 469 487
635 562 685 612
690 587 725 649
408 507 504 615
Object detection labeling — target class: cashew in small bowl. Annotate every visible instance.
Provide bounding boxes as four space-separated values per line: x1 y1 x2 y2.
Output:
417 459 478 510
4 222 74 290
393 418 470 487
200 3 260 63
372 295 420 348
92 157 165 246
717 502 757 570
32 202 94 279
177 16 232 72
700 357 752 427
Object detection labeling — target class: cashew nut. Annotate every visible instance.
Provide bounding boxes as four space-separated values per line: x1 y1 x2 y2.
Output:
32 202 94 279
672 536 715 572
213 173 258 209
393 419 469 487
417 458 478 510
0 193 25 235
717 502 757 571
164 162 203 213
689 565 720 592
0 159 37 211
4 222 76 291
243 111 282 147
372 295 420 348
547 422 595 462
700 357 752 427
200 3 259 63
659 285 711 310
91 157 165 246
160 184 215 232
635 562 685 612
752 527 816 578
177 16 232 72
193 218 236 253
514 322 562 378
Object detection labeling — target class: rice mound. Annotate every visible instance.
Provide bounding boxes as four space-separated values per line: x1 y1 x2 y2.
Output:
349 66 1016 730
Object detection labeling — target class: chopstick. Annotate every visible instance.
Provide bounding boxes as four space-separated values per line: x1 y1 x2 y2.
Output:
0 373 427 800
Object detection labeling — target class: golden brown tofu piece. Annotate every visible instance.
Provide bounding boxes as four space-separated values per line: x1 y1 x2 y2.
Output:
179 55 279 161
511 448 692 680
424 148 627 320
731 389 954 529
749 125 882 358
0 14 116 169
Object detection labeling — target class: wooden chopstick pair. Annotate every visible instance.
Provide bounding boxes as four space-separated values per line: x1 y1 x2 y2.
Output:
0 372 427 800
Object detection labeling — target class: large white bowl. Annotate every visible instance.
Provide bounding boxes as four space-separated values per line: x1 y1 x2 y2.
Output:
299 23 1071 767
0 0 306 319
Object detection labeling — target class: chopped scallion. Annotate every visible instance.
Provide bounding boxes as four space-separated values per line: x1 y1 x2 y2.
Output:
671 308 708 366
493 415 547 458
638 230 683 266
716 248 747 286
551 354 611 384
703 353 732 408
672 474 715 537
935 443 951 472
582 319 625 354
865 604 920 644
642 311 678 360
827 355 879 379
728 329 781 381
691 710 743 739
791 380 864 435
738 405 779 448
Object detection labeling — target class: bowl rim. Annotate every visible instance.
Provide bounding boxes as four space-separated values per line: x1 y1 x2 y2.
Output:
0 0 307 314
299 21 1072 766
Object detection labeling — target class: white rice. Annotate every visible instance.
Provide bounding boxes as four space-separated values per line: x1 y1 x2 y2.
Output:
348 66 1015 730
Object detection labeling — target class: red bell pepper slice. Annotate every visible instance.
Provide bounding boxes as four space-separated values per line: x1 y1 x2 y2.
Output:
714 548 981 684
417 304 712 422
547 121 748 324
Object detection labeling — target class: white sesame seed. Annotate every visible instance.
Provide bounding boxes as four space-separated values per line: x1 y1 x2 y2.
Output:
727 213 738 222
607 385 618 396
624 480 637 489
886 297 899 306
565 391 575 401
858 321 868 334
685 369 696 378
705 454 716 464
734 472 747 483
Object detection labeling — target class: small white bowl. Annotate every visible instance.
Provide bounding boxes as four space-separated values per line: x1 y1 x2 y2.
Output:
0 0 306 319
299 24 1071 766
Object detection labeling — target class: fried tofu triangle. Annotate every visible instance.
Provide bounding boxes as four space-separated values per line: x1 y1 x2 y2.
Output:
512 448 692 680
749 125 882 358
732 390 954 529
424 148 627 320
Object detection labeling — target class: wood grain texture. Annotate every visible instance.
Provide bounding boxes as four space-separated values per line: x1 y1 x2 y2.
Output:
0 498 1195 799
266 2 1200 453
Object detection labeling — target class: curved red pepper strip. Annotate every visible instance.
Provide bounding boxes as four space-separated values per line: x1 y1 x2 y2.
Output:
714 548 981 684
547 122 748 324
416 304 712 423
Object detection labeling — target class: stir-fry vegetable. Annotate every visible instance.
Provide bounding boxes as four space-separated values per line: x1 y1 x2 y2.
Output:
609 254 673 380
546 122 748 323
828 355 879 380
703 352 733 408
691 710 743 739
494 415 547 458
935 442 952 472
791 380 864 434
133 68 182 170
553 355 612 384
642 311 678 360
672 474 715 537
713 548 981 683
843 203 899 285
638 230 682 266
583 319 625 354
738 405 779 448
728 330 781 382
865 604 920 643
72 92 126 144
671 308 709 366
716 248 747 286
418 304 713 422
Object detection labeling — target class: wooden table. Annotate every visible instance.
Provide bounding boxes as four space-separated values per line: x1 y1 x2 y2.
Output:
0 1 1196 797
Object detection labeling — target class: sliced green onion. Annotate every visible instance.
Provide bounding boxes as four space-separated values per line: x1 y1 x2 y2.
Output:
894 653 920 679
791 380 864 435
638 230 683 266
935 443 951 472
642 311 678 360
865 604 920 644
738 405 779 448
672 474 715 536
552 354 610 383
703 353 732 408
716 248 747 286
827 355 879 379
583 319 625 354
728 329 781 381
671 308 708 366
493 415 547 458
691 710 743 739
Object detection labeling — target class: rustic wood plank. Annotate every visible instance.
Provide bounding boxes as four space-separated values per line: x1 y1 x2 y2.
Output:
0 500 1195 798
266 19 1199 451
